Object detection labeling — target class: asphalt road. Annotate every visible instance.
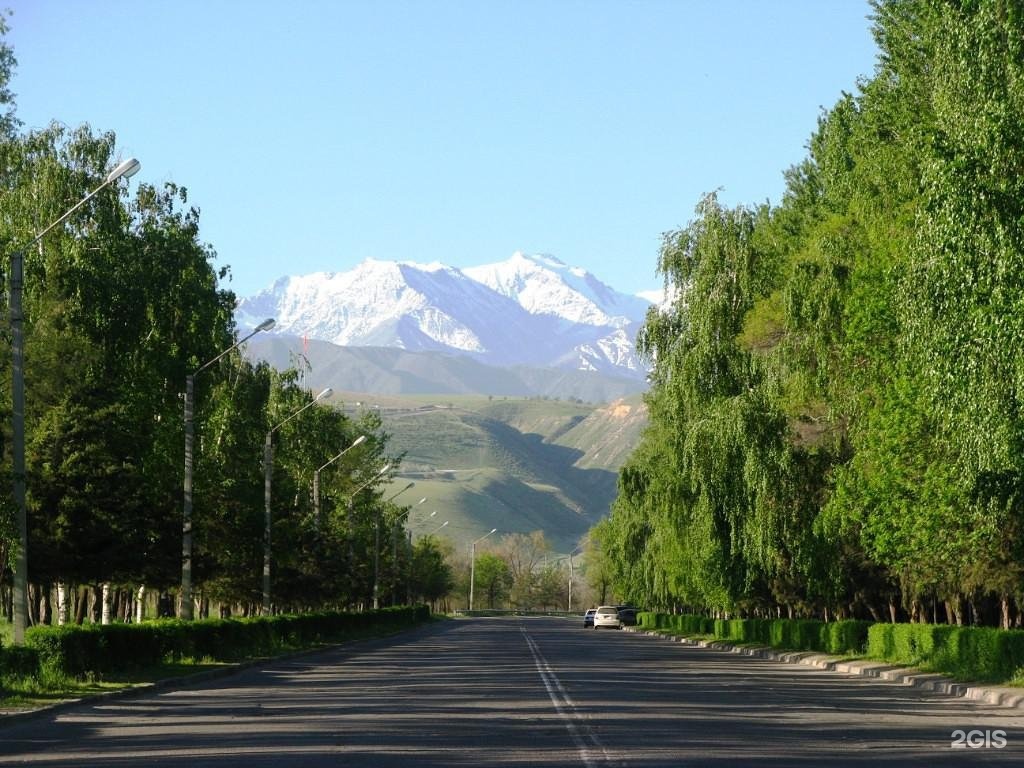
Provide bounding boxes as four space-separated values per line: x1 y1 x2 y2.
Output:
1 616 1023 766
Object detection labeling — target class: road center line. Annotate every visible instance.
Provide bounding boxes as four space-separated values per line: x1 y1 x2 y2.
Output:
521 625 622 767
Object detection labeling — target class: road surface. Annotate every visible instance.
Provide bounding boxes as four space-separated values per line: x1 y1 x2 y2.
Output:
1 616 1022 766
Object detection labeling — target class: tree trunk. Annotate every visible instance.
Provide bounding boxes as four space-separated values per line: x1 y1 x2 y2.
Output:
101 583 112 625
135 585 146 623
56 582 69 625
28 583 40 625
40 583 52 625
75 587 87 625
1001 594 1012 631
888 600 898 623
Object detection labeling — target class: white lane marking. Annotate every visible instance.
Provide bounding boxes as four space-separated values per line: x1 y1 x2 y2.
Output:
521 625 623 767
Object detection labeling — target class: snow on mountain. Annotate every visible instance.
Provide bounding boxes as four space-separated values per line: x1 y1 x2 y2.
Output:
235 253 654 379
463 251 650 328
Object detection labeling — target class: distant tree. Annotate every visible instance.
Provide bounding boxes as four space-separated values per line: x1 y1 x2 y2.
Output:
410 536 453 610
472 552 511 609
534 564 567 610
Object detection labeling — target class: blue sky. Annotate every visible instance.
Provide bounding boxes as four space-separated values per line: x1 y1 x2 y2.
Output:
6 0 878 300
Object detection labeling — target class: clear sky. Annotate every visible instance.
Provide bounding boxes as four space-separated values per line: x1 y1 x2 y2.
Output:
6 0 878 300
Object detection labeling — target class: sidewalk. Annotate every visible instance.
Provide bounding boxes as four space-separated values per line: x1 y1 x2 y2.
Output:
626 626 1024 711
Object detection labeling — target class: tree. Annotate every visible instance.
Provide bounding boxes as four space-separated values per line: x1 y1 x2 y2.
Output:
410 536 453 610
472 552 511 610
498 531 551 609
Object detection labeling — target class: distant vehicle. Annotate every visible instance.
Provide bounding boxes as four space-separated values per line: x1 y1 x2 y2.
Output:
583 608 596 628
593 605 622 630
616 606 638 626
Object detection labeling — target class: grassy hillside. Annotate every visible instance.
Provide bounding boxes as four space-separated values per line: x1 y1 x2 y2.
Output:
348 393 648 553
246 337 646 401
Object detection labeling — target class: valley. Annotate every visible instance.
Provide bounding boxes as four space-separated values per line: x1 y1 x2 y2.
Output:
333 392 648 553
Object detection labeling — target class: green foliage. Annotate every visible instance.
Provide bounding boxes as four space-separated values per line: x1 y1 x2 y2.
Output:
638 612 872 656
0 10 18 137
867 622 1024 683
597 0 1024 627
472 552 512 609
0 71 400 612
411 537 454 606
0 644 40 678
24 607 429 678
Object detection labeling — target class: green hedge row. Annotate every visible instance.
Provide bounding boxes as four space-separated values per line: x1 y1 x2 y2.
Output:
867 622 1024 682
637 612 1024 682
2 605 429 679
637 612 872 655
0 644 40 678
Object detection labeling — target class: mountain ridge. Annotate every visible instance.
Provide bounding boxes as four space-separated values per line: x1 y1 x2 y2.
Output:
236 251 652 380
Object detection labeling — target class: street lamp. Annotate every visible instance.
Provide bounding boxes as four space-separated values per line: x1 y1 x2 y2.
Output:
345 462 391 605
182 317 275 621
9 157 140 644
313 434 367 527
468 528 498 612
349 462 392 501
262 386 332 614
425 520 449 537
566 544 584 612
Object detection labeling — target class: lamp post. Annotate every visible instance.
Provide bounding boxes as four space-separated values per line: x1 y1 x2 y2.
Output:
9 157 140 644
566 544 583 613
348 463 392 506
313 434 367 527
372 482 420 609
346 462 392 603
425 520 449 537
262 387 333 614
468 528 498 612
182 318 275 621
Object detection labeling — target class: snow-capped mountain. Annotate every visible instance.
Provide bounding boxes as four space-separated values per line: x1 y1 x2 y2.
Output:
236 252 653 379
464 252 650 328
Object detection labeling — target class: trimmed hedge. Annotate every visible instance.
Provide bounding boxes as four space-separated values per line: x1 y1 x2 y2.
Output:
637 612 872 655
638 611 1024 683
19 605 430 678
867 622 1024 682
0 645 41 678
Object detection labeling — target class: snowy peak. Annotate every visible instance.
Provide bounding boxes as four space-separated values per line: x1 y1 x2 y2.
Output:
235 252 654 380
463 251 650 328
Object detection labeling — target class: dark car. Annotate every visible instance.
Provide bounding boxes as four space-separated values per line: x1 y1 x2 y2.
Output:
583 608 596 628
616 605 638 626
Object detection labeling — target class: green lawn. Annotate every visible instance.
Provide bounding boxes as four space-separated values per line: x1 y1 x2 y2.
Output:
1 659 230 711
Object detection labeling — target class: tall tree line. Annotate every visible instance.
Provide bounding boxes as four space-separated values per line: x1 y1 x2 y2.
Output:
0 16 410 624
597 0 1024 628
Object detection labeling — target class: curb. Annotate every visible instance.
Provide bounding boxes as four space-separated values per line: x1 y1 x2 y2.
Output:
625 627 1024 711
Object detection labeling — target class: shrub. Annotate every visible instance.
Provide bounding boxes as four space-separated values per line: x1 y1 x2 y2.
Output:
638 613 870 655
0 645 41 678
21 606 430 680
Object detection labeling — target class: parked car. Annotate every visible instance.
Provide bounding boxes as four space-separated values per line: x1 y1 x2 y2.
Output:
593 605 622 630
583 608 596 628
616 606 638 626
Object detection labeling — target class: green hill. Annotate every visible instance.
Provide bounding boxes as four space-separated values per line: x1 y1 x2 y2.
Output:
341 393 648 552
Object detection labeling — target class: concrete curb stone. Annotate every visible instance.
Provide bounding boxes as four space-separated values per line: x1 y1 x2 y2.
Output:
625 627 1024 711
